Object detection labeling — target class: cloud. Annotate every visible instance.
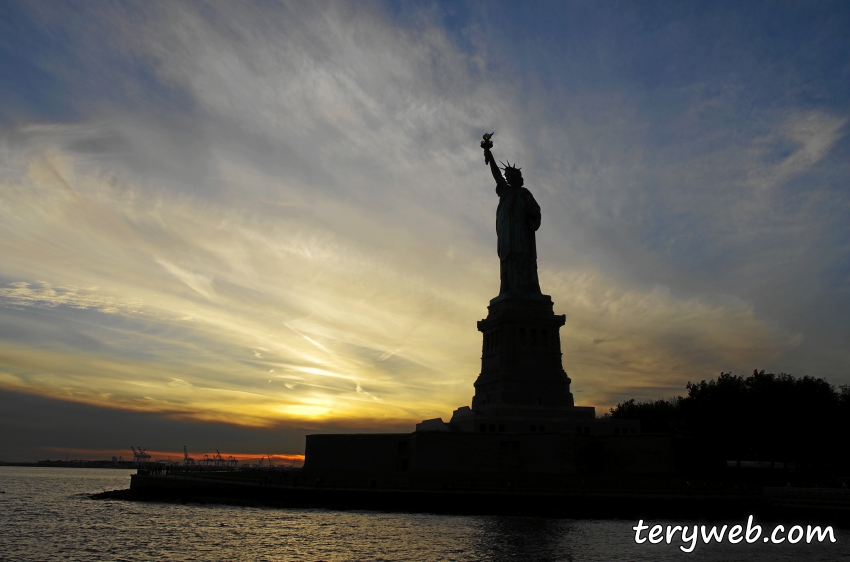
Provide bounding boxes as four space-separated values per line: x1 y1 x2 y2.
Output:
747 111 847 191
155 258 217 300
0 281 145 315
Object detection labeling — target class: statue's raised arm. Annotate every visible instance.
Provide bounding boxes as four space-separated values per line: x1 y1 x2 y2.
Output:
480 133 506 186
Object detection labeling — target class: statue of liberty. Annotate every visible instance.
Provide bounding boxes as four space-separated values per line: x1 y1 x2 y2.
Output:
480 133 542 296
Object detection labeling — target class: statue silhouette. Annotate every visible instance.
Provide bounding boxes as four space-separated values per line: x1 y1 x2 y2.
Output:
481 134 542 296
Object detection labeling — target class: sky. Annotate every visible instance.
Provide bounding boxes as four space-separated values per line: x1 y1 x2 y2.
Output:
1 0 848 462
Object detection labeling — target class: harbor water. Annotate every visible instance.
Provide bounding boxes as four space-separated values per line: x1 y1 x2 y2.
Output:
0 466 846 561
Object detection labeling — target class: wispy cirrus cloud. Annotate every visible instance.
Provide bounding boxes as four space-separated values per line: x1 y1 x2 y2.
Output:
0 281 145 315
746 111 848 192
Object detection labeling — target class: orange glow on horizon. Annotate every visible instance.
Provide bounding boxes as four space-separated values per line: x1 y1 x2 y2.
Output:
41 447 305 467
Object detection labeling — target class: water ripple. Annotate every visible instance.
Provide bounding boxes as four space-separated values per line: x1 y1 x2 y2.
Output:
0 467 846 561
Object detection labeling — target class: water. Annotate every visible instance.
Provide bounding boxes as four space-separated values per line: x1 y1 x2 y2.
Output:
0 466 846 561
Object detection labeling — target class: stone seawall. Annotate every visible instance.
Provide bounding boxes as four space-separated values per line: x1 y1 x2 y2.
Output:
106 471 849 525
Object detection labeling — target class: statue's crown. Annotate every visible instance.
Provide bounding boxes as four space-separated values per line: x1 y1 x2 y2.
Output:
499 160 521 172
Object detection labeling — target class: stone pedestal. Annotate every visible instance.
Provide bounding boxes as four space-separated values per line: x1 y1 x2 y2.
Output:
447 293 596 434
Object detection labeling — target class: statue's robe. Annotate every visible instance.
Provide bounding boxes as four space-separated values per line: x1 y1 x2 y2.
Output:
495 179 541 296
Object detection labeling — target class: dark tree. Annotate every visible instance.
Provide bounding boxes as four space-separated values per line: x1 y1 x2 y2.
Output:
610 370 850 478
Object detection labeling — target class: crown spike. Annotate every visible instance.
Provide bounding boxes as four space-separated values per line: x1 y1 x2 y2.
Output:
499 159 522 172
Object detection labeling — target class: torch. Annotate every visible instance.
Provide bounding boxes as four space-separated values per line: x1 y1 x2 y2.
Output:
481 132 494 164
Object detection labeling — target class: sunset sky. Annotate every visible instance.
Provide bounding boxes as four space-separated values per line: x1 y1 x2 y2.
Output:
1 1 848 462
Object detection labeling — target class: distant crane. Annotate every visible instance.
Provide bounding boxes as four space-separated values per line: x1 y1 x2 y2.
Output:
130 447 151 465
183 446 195 467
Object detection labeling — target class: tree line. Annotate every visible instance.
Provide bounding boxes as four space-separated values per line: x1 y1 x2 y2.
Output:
609 370 850 475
